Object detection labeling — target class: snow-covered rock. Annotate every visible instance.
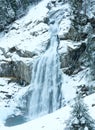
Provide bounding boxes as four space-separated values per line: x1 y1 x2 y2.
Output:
0 0 95 129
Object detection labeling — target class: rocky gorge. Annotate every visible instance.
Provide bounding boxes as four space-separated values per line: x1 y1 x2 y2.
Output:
0 0 95 128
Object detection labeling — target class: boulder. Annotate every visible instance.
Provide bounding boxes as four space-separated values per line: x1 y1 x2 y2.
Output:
8 46 37 58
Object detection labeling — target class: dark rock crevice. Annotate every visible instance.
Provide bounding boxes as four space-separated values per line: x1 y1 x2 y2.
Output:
60 43 86 75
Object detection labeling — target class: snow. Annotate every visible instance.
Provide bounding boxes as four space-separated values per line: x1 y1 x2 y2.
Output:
84 93 95 119
0 0 71 56
0 106 71 130
0 0 50 54
0 0 59 126
0 78 22 124
0 93 95 130
62 68 88 104
0 0 95 129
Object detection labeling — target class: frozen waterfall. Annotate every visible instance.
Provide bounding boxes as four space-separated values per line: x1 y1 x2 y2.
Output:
28 20 62 120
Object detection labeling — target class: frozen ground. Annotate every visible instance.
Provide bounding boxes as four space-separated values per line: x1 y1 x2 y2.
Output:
0 0 95 129
0 93 95 130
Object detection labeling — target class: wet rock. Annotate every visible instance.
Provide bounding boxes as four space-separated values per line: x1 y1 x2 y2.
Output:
5 94 12 99
0 91 8 94
74 13 88 26
64 21 92 41
0 0 15 31
8 46 37 58
86 35 95 80
89 17 95 29
14 60 32 85
16 50 37 58
0 60 15 77
43 17 49 24
60 43 86 75
0 59 32 85
63 25 78 41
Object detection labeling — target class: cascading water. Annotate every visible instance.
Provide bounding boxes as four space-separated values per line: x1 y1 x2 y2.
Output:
27 11 63 120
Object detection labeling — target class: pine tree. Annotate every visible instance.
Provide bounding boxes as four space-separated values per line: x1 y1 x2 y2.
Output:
65 94 95 130
69 0 87 41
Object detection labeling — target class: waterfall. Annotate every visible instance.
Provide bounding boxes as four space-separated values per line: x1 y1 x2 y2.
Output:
27 19 62 120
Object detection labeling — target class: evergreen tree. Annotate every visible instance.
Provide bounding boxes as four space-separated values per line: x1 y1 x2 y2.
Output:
65 94 95 130
69 0 84 41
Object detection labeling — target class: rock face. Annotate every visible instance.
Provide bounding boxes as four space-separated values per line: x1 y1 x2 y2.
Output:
0 46 36 85
14 60 32 85
0 0 95 89
0 0 41 31
0 0 15 31
60 0 95 75
0 0 95 125
60 43 86 75
0 61 15 77
0 59 32 85
0 0 94 88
